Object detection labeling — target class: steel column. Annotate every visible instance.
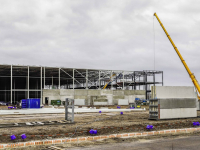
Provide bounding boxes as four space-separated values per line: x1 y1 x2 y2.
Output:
52 76 53 89
86 69 88 89
99 70 101 89
153 72 155 99
59 68 60 89
11 65 12 104
44 67 45 89
123 71 124 90
28 66 29 99
73 69 74 89
41 67 42 105
111 71 113 90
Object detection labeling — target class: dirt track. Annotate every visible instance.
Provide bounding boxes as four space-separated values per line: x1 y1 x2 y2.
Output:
0 106 200 143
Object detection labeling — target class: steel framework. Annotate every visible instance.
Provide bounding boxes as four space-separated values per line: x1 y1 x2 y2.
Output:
0 64 163 103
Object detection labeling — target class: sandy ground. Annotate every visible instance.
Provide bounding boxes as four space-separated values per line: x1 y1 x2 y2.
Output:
0 105 200 144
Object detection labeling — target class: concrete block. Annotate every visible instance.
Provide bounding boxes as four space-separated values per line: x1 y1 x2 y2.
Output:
135 90 146 95
124 90 135 95
74 90 88 96
128 95 135 103
74 99 85 105
43 89 60 96
118 99 129 105
113 100 118 105
93 99 108 102
159 98 196 109
60 89 74 96
101 90 113 95
74 96 87 100
156 86 196 98
88 90 101 96
113 90 124 96
94 102 108 105
160 108 197 119
113 95 125 100
107 95 113 105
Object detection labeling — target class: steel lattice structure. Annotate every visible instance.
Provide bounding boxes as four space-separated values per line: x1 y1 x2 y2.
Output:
0 64 163 103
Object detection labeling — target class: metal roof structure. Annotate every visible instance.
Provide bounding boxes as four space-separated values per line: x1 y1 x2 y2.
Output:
0 64 163 103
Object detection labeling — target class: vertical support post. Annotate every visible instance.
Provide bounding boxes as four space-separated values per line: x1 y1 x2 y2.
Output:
65 98 68 121
28 66 29 99
86 69 88 89
14 80 15 103
73 69 74 89
162 71 163 86
145 72 147 99
132 73 133 90
123 71 124 90
71 99 74 122
153 72 155 99
59 68 60 89
44 67 45 89
139 75 140 90
41 67 42 105
116 73 117 90
111 71 113 90
134 72 136 90
99 70 101 89
11 65 12 104
52 76 53 89
65 98 74 122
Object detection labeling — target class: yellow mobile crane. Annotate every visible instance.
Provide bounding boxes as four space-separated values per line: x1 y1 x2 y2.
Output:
103 73 116 89
154 13 200 99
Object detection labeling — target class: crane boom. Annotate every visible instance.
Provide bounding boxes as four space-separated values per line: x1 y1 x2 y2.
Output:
154 13 200 99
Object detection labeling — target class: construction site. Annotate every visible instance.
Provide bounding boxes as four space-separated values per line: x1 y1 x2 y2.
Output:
0 13 200 150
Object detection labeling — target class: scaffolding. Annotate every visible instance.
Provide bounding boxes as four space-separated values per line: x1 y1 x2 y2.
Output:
0 64 163 103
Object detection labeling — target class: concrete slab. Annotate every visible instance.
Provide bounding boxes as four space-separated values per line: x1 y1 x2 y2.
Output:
118 99 129 105
159 98 196 109
0 108 145 115
155 86 196 98
60 89 74 96
160 108 197 119
88 90 101 96
74 99 85 105
74 89 88 96
93 102 108 105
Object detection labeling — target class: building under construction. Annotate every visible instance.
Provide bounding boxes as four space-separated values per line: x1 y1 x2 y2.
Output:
0 64 163 104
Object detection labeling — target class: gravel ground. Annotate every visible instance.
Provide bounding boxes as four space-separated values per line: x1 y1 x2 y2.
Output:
0 105 200 144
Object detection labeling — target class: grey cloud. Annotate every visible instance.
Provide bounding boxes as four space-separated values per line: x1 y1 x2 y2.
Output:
0 0 200 87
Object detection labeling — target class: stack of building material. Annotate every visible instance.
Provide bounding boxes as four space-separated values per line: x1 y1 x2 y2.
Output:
149 86 197 120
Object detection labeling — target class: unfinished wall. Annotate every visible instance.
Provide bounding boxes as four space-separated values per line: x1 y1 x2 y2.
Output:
43 89 145 105
159 98 197 119
154 86 196 98
152 86 199 110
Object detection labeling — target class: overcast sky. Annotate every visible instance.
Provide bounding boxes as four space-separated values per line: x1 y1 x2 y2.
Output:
0 0 200 87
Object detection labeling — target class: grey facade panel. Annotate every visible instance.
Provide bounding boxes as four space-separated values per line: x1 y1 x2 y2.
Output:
159 98 196 109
